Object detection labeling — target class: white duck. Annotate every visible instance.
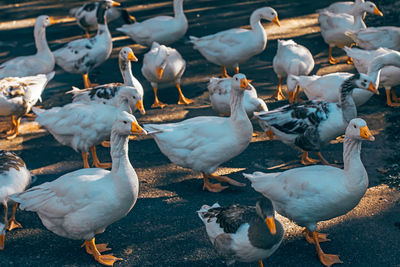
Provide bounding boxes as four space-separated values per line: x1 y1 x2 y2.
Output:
272 39 314 102
34 85 140 169
244 118 375 267
318 1 382 64
54 0 119 88
117 0 187 46
255 74 377 165
67 47 145 114
0 151 31 250
141 42 193 108
143 74 253 192
189 7 280 78
0 15 54 79
0 72 55 139
70 1 136 38
345 26 400 51
11 111 146 266
287 72 374 107
208 77 268 117
197 198 283 266
344 46 400 107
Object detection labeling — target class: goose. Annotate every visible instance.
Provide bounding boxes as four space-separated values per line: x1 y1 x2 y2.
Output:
345 26 400 51
255 73 377 165
0 151 31 250
318 1 382 64
344 46 400 107
272 39 314 102
34 85 140 169
66 47 145 114
189 7 280 78
244 118 375 267
286 72 374 107
70 1 136 38
10 111 147 266
143 74 253 192
208 77 268 117
141 42 193 108
0 15 54 79
0 72 55 139
198 198 283 266
116 0 187 46
54 0 119 88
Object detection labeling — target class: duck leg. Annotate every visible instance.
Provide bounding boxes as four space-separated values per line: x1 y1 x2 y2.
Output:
221 66 230 78
265 129 274 139
6 203 22 231
310 230 342 266
207 173 246 188
82 152 90 168
316 152 331 165
176 83 194 105
273 77 286 100
90 146 112 169
151 87 167 108
301 151 320 165
385 89 400 107
202 173 228 193
82 237 122 266
304 229 330 243
5 116 21 140
84 29 91 38
391 88 400 102
328 46 339 65
258 260 264 267
101 141 111 147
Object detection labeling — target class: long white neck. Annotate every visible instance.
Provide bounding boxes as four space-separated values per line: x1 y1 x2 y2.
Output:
343 137 368 190
97 22 111 38
119 58 134 86
173 0 185 19
34 24 51 54
349 6 367 28
110 129 131 173
249 9 267 45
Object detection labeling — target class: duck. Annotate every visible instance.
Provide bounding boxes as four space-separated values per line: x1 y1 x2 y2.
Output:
344 46 400 107
0 151 31 250
70 1 136 38
244 118 375 267
208 77 268 117
287 72 373 107
34 85 141 169
0 15 54 79
116 0 187 46
0 72 55 139
197 198 284 266
54 0 119 88
143 74 253 192
345 26 400 51
141 42 193 108
189 7 280 78
318 1 382 64
66 47 145 114
10 111 146 266
272 39 314 102
255 73 377 165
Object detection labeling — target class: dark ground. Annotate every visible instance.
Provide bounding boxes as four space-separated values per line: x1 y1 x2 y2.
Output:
0 0 400 266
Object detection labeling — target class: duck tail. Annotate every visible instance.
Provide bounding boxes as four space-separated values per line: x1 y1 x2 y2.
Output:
10 185 54 212
243 172 280 193
65 86 82 96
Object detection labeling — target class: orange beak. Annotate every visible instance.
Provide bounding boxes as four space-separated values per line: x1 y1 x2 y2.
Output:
240 78 250 90
373 6 383 16
265 217 276 235
359 125 375 141
0 234 5 250
136 100 145 115
156 67 164 80
128 52 138 62
272 16 280 26
49 17 55 25
368 82 379 95
111 1 121 7
131 121 147 135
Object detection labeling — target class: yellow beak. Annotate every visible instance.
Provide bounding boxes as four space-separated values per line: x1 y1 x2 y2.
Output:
359 125 375 141
373 6 383 16
156 67 164 80
129 15 137 23
136 100 145 115
368 82 379 95
131 121 147 135
265 217 276 235
240 78 250 90
0 234 5 250
288 91 295 104
49 17 55 25
128 52 138 62
272 16 281 26
111 1 121 7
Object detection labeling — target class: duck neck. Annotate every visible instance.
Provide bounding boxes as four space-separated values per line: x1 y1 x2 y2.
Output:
110 129 131 174
173 0 185 19
339 80 357 123
230 88 249 123
350 6 366 28
34 24 50 55
249 9 267 42
119 58 134 86
343 137 368 190
96 5 110 36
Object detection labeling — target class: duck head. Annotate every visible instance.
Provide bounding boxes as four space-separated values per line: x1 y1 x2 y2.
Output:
114 111 147 136
231 73 251 92
255 198 277 235
119 47 138 63
36 15 54 28
116 85 145 115
346 118 375 141
354 1 383 16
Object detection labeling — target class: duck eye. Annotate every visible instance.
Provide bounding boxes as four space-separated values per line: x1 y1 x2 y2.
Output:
354 124 357 128
123 121 128 124
133 96 136 99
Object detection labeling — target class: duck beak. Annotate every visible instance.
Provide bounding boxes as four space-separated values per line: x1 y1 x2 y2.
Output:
129 15 137 23
368 82 379 95
265 217 276 235
240 78 250 90
128 52 138 62
136 100 145 115
288 91 295 104
373 6 383 16
360 125 375 141
131 121 147 135
111 1 121 7
0 234 4 250
49 17 55 25
156 67 164 80
272 16 280 26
